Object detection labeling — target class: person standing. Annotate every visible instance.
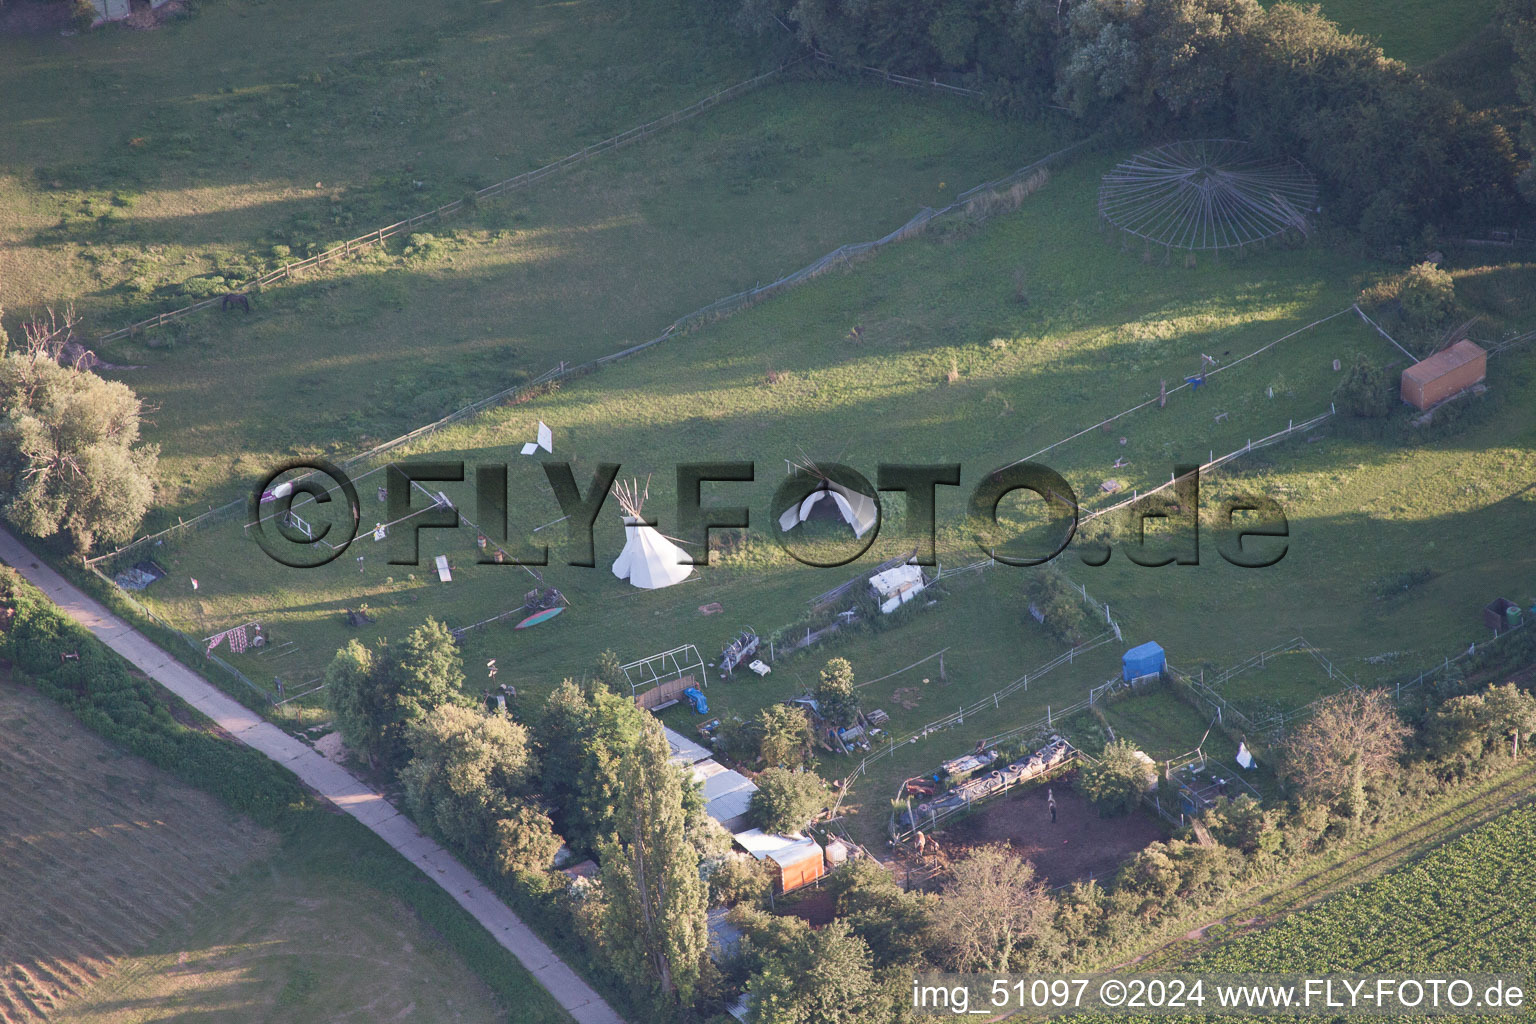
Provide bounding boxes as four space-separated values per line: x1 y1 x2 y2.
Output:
1048 788 1057 824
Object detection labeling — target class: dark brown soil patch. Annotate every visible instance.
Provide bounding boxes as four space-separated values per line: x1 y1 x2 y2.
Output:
939 774 1165 887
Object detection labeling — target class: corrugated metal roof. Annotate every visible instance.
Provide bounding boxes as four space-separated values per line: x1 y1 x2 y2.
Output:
731 828 821 865
663 726 712 767
693 760 758 828
1403 340 1486 383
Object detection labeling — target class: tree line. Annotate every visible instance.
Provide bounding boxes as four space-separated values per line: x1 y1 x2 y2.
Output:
726 0 1531 249
321 615 1536 1022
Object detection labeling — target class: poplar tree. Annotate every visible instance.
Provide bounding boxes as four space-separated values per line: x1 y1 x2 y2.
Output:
598 716 708 1005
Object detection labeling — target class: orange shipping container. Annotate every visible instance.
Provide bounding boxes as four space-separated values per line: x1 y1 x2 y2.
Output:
771 844 825 893
1400 340 1486 411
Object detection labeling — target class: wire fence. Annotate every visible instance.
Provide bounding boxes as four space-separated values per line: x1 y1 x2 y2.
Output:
1163 636 1353 741
811 51 985 97
92 59 808 347
94 567 272 702
80 129 1097 710
88 135 1093 571
829 578 1123 819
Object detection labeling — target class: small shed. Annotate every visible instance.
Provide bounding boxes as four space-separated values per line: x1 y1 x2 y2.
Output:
1484 598 1522 634
1401 340 1486 411
1122 641 1166 682
663 725 713 767
732 829 825 893
693 760 759 834
869 563 926 614
707 906 745 960
559 859 599 889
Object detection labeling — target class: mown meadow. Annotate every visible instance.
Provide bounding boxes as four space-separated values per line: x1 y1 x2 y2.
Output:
108 140 1536 844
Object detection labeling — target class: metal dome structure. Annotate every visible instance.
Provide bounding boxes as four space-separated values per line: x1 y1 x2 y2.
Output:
1098 139 1317 252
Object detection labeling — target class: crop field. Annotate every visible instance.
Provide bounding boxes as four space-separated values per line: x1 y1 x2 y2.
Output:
48 850 512 1024
0 677 561 1024
1194 798 1536 976
0 678 275 1022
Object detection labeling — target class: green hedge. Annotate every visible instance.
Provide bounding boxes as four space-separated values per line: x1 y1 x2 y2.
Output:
0 567 303 826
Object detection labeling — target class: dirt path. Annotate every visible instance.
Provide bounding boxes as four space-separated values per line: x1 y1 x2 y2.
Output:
0 528 622 1024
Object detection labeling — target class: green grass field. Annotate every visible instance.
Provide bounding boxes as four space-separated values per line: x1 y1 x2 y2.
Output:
82 81 1063 515
101 129 1536 858
9 0 1534 901
1304 0 1503 65
0 0 757 314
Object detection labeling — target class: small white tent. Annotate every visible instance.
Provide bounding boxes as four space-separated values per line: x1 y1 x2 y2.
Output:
612 517 694 589
778 477 878 539
610 478 694 590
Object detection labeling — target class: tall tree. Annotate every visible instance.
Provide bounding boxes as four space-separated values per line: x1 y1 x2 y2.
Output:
815 656 861 728
322 618 470 772
378 617 469 766
535 678 646 853
828 856 937 968
0 308 157 552
1504 0 1536 200
598 716 709 1006
747 918 885 1024
933 844 1049 972
749 767 829 834
755 704 814 769
400 703 535 851
1283 688 1409 815
1431 683 1536 762
324 638 387 768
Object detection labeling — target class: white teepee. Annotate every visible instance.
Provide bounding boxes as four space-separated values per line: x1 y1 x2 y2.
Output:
778 467 878 539
611 479 694 590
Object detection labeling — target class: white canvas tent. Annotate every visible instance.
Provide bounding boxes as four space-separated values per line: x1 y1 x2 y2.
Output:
612 517 694 589
778 478 878 538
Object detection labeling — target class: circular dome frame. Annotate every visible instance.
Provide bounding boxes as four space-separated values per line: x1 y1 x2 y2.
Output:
1098 139 1318 252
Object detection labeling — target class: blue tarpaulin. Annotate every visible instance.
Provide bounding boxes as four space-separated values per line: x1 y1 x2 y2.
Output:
1122 641 1165 681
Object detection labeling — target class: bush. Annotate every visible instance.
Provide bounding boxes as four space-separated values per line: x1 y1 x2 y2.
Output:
814 657 860 728
1022 569 1098 646
1398 262 1457 331
0 569 303 825
748 767 829 834
1078 739 1150 817
1334 355 1398 418
709 854 772 908
68 0 97 31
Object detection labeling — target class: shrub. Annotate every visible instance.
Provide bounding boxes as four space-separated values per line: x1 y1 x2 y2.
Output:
1078 739 1150 817
708 853 772 908
1398 262 1457 331
68 0 97 31
0 569 303 825
1333 355 1397 418
814 656 860 728
748 767 829 834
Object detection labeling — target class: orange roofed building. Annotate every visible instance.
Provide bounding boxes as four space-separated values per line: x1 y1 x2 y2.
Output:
1401 340 1487 411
